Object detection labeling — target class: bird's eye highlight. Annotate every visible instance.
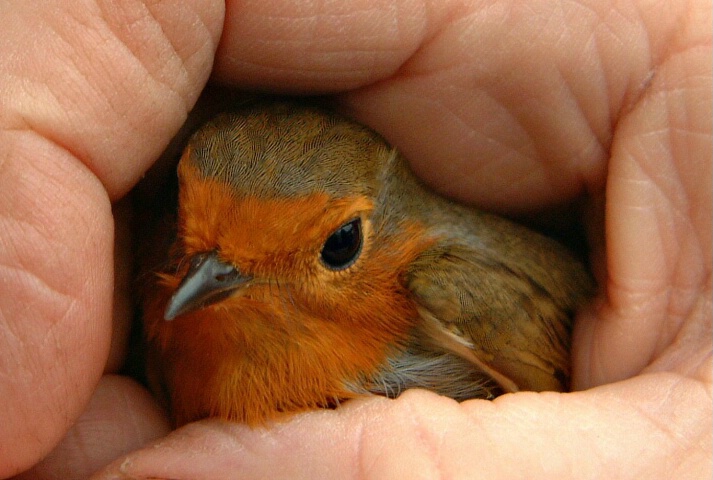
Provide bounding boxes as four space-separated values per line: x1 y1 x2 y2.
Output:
320 218 363 270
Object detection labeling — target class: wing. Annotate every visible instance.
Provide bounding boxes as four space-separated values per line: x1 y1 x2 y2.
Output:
405 212 594 393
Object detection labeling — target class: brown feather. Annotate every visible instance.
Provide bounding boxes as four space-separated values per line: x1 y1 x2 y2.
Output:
142 101 595 426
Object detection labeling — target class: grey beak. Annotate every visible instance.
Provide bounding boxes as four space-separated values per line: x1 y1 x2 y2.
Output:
164 251 251 321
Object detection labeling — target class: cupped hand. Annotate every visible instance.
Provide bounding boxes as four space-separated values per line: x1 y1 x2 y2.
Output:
1 1 223 476
2 1 710 479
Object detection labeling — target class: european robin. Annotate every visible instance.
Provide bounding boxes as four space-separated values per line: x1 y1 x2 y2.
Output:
142 101 594 427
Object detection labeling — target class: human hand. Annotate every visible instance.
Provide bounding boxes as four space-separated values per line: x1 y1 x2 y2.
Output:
2 0 710 478
1 1 222 476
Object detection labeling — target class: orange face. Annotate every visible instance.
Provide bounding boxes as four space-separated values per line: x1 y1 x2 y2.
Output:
144 137 433 426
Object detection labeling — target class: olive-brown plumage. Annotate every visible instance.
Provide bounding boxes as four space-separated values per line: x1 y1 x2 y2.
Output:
143 102 594 426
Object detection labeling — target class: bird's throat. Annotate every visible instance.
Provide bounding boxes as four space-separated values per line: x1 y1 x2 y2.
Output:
148 282 421 426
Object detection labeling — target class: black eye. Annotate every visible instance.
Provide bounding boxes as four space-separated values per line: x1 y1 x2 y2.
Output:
320 218 363 270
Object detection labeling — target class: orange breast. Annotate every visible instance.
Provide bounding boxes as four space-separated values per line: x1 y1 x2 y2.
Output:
144 161 435 425
145 271 423 425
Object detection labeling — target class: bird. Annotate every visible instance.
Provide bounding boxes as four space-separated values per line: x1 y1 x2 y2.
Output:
141 100 594 427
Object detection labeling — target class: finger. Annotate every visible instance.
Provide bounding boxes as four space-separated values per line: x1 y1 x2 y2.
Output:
340 0 699 211
1 0 224 200
0 133 113 477
212 0 429 93
0 1 223 475
14 375 170 480
94 377 711 480
215 0 694 211
572 2 712 388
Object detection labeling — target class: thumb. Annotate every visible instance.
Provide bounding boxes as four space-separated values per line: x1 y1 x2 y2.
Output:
94 377 710 480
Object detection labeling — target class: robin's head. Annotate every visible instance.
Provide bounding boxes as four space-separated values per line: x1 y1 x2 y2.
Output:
146 102 434 424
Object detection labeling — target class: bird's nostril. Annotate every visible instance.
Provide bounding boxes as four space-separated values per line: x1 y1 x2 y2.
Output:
215 271 237 282
212 262 239 283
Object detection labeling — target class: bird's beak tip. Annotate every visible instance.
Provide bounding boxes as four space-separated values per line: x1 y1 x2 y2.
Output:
163 302 180 321
160 251 250 322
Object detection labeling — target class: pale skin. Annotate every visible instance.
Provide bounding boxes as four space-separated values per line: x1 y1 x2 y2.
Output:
0 0 709 478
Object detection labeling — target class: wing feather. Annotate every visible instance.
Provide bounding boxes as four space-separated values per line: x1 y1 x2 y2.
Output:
405 215 594 393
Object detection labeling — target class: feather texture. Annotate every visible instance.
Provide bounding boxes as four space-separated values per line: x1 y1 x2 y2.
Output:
142 101 595 426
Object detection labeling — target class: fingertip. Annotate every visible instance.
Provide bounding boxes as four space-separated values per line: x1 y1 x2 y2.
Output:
1 0 225 200
213 0 429 92
15 375 170 480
